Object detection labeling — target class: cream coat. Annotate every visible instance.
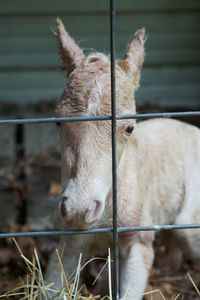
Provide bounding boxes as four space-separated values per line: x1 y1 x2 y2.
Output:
46 19 200 299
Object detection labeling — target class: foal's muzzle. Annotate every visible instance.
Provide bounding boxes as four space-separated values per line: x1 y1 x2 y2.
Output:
58 196 103 228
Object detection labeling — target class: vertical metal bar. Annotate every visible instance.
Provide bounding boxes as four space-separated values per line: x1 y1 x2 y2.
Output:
14 123 27 225
110 0 120 299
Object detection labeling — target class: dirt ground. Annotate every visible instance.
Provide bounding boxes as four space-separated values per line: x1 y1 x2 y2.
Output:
0 224 199 299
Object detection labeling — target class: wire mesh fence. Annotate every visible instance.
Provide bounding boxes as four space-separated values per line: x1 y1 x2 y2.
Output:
0 0 200 299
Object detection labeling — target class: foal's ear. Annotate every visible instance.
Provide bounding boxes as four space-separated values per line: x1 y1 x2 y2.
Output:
119 28 146 88
56 18 85 75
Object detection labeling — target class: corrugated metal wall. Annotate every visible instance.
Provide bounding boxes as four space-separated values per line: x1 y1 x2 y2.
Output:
0 0 200 108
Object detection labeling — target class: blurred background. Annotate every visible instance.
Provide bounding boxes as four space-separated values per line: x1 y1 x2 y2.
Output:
0 0 199 296
0 0 199 107
0 0 200 229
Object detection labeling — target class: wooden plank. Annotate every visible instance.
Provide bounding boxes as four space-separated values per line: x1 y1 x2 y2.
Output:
117 0 200 12
0 71 65 90
0 83 199 108
0 53 59 69
1 33 200 53
141 67 200 85
0 0 200 15
0 68 199 90
0 1 199 108
0 89 60 104
143 49 200 65
0 37 56 53
116 33 200 51
0 13 199 38
0 125 15 158
0 15 109 37
0 49 199 69
136 85 200 108
116 13 200 34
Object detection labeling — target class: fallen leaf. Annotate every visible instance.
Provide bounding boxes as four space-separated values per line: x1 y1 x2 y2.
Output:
49 181 61 196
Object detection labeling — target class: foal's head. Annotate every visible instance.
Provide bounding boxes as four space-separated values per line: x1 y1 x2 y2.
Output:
55 18 145 229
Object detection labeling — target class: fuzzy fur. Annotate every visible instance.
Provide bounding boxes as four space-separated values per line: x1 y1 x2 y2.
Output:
46 19 200 299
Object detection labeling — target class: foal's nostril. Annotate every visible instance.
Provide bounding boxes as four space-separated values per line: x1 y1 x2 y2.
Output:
60 196 68 217
85 200 103 224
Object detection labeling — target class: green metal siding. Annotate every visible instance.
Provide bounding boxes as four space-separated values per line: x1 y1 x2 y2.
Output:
0 0 199 108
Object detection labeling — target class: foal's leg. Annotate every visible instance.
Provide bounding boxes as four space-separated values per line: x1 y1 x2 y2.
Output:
175 168 200 260
45 235 90 294
120 238 154 300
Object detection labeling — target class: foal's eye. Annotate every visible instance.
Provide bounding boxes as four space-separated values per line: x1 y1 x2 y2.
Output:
125 125 134 136
56 122 61 127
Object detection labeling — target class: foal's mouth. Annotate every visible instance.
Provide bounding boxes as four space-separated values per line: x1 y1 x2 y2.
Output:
59 212 99 231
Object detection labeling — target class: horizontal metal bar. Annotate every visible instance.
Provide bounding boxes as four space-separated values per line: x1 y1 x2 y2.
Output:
0 228 112 239
117 111 200 120
0 115 111 125
118 223 200 232
0 111 200 125
0 223 200 239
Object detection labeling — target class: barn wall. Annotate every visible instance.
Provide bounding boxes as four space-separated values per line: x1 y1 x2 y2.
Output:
0 0 199 108
0 0 199 228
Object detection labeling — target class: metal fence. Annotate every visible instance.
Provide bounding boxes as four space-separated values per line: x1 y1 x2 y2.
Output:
0 0 200 299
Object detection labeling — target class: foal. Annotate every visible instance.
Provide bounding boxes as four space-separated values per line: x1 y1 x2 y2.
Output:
46 19 200 299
